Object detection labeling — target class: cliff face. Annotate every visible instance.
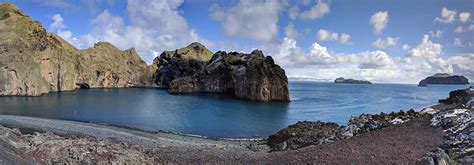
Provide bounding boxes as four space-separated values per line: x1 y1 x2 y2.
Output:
0 4 151 96
151 42 213 87
0 4 290 101
0 4 78 96
168 50 290 102
75 42 152 88
418 73 469 87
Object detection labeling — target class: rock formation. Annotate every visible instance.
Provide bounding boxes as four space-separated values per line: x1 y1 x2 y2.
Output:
168 50 290 102
0 4 290 102
0 4 78 96
418 73 469 87
151 42 213 87
75 42 153 89
334 77 372 84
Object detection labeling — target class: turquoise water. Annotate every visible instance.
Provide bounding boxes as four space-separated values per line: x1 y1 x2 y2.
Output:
0 81 469 138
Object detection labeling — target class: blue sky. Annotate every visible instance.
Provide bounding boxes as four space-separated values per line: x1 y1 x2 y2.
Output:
3 0 474 83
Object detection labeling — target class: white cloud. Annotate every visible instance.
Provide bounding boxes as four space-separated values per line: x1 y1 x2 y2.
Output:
454 38 463 47
288 6 299 20
317 29 351 44
285 23 298 39
49 14 66 32
402 44 411 50
455 26 464 33
470 24 474 31
428 29 443 38
434 7 456 23
210 0 283 42
299 0 330 20
406 35 442 58
49 0 204 64
459 12 471 23
370 11 389 34
372 37 399 49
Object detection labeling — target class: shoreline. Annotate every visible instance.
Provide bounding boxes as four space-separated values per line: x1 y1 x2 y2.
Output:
0 115 265 149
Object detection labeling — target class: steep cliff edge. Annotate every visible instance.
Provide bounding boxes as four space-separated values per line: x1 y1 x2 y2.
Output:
168 50 290 102
0 4 78 96
0 4 151 96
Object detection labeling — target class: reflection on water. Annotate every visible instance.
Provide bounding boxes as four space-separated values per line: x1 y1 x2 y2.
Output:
0 82 469 138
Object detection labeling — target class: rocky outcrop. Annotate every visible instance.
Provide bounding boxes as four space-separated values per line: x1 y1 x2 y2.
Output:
438 88 472 107
0 4 152 96
267 110 423 151
0 4 78 96
418 73 469 87
0 125 159 164
75 42 152 89
168 50 290 102
334 77 371 84
151 42 213 87
0 4 290 101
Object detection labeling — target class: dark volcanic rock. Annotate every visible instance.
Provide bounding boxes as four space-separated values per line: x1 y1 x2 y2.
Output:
267 121 342 151
418 73 469 87
268 110 424 151
169 50 290 102
334 77 372 84
151 42 213 87
438 88 472 107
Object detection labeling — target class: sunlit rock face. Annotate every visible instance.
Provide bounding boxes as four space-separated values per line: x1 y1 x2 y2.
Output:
0 4 152 96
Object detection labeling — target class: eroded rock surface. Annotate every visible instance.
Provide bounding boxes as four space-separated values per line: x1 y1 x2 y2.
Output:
0 4 154 96
169 50 290 102
151 42 213 87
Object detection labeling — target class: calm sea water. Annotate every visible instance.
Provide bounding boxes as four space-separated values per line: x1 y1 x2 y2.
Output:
0 81 469 138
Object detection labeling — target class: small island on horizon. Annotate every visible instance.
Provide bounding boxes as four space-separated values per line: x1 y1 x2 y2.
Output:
418 73 470 87
334 77 372 84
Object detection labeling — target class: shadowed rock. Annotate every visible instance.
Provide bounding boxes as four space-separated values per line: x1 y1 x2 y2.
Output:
168 50 290 102
418 73 469 87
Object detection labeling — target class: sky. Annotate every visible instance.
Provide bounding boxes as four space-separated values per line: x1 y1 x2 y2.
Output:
3 0 474 84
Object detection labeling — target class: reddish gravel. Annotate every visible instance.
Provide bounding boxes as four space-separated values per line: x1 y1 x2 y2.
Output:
262 115 445 164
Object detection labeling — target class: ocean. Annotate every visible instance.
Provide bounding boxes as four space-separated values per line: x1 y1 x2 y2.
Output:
0 81 469 138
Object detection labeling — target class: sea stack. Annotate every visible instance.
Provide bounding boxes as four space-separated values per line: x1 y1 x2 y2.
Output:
334 77 372 84
168 50 290 102
418 73 469 87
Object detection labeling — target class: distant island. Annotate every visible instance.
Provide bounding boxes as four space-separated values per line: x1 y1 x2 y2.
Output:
418 73 469 87
334 77 372 84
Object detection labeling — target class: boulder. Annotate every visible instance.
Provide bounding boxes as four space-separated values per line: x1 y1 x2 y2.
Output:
267 121 342 151
168 50 290 102
418 73 469 87
334 77 372 84
438 89 472 106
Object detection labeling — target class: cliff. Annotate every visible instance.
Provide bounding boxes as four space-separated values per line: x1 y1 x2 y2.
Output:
0 4 289 102
168 50 290 102
0 4 151 96
418 73 469 87
334 77 372 84
151 42 213 87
